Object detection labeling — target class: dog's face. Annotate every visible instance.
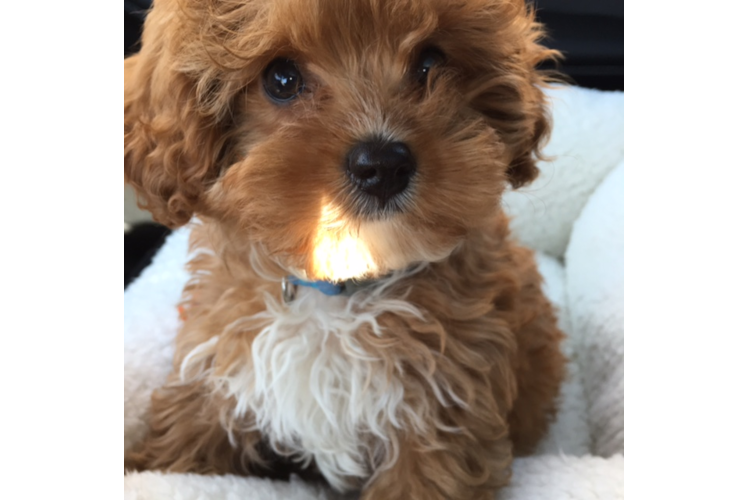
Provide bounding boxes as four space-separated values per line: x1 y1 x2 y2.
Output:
125 0 554 281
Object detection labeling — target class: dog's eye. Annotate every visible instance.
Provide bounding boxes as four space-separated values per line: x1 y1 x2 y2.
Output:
414 47 445 84
263 59 304 103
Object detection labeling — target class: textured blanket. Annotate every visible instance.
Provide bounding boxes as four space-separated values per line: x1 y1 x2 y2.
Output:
124 85 624 499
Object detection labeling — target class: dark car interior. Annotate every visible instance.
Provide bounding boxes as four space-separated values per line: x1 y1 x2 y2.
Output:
124 0 623 288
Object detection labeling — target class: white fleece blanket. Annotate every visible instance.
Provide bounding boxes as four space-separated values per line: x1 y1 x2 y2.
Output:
124 85 624 499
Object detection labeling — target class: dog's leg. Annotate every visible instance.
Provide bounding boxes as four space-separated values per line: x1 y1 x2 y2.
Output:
124 379 263 475
361 424 512 500
505 251 566 455
507 314 566 455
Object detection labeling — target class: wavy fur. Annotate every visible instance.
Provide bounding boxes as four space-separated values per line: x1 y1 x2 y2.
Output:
124 1 565 499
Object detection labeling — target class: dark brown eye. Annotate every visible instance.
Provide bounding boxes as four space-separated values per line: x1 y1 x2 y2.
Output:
414 47 445 84
263 59 304 103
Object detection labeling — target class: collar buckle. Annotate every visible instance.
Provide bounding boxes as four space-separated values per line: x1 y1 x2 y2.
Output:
281 277 298 303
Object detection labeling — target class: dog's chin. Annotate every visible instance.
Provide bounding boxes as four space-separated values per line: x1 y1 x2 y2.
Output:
303 215 458 283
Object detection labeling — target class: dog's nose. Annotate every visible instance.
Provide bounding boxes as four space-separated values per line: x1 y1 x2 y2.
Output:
346 140 416 202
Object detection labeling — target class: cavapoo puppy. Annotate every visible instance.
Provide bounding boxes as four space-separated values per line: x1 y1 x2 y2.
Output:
124 0 566 498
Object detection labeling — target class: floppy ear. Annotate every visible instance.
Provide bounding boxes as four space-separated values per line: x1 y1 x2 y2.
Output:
469 1 558 189
124 16 233 228
500 78 552 190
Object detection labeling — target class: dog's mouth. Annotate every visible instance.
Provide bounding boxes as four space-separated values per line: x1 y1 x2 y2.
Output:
347 187 415 220
306 193 460 284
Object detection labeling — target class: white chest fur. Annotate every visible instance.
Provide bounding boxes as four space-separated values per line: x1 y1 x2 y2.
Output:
212 283 426 491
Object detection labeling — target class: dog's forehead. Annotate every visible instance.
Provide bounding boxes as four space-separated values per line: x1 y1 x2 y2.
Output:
185 0 521 84
258 0 502 58
266 0 443 55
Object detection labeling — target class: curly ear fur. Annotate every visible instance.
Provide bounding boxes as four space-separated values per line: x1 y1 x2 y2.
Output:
468 1 559 189
124 3 238 228
500 79 553 190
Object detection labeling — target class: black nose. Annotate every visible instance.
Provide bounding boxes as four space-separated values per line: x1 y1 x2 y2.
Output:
346 140 416 202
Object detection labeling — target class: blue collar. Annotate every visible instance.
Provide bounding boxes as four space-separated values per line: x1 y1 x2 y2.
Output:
282 275 381 302
286 276 345 296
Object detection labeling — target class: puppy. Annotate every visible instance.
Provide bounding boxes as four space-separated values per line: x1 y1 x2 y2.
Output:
124 0 565 498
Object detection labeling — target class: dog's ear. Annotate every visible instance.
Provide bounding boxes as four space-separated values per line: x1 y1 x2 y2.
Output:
124 35 231 227
469 2 558 189
500 80 552 190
